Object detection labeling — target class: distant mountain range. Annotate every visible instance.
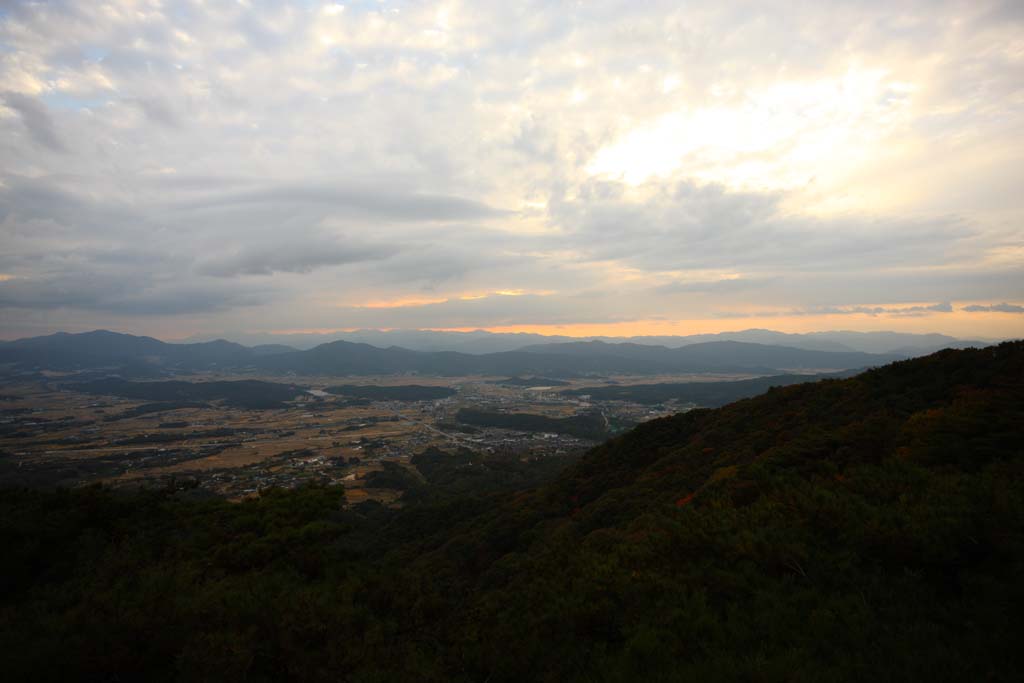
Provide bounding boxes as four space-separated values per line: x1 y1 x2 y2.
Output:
0 330 289 372
0 329 990 378
253 338 890 376
517 339 898 371
180 327 991 355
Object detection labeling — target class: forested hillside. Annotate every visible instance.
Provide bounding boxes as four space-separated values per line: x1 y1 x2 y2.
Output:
455 407 611 440
2 343 1021 681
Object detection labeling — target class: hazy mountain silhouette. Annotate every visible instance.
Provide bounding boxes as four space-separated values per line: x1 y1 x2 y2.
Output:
179 327 989 355
0 329 980 377
519 339 902 371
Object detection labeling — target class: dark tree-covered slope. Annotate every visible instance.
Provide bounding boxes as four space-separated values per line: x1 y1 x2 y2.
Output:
456 407 610 439
561 370 856 406
325 384 456 401
520 339 903 370
1 343 1022 681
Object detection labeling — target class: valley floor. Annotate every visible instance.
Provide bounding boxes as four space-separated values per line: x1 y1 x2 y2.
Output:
0 370 708 500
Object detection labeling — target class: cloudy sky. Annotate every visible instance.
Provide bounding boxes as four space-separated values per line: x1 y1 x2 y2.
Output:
1 0 1022 341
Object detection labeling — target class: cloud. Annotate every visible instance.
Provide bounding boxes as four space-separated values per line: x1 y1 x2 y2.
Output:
132 96 182 128
654 277 775 294
962 303 1024 314
173 184 506 222
717 302 955 319
553 178 975 272
0 272 267 315
0 1 1021 339
197 240 397 277
845 302 954 317
330 291 642 329
1 92 67 152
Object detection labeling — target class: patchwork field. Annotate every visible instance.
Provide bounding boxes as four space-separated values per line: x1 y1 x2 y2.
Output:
1 370 697 502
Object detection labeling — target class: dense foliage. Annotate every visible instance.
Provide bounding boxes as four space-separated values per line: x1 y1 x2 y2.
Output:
520 339 899 371
561 370 853 406
456 407 611 439
325 384 457 401
70 378 307 409
489 376 572 387
2 343 1022 681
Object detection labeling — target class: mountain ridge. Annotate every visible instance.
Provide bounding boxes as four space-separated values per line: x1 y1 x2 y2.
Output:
175 326 991 355
1 329 921 376
519 339 901 371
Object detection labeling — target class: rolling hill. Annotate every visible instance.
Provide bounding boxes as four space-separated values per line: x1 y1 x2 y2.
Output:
0 330 285 373
69 377 308 409
201 328 987 355
253 339 674 376
251 338 903 376
520 339 904 371
562 370 857 406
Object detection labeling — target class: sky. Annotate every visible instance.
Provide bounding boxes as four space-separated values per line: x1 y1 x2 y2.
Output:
1 0 1022 342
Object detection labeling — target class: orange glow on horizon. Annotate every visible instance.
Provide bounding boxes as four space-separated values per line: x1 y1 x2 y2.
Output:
425 310 1024 340
343 289 554 310
354 296 449 309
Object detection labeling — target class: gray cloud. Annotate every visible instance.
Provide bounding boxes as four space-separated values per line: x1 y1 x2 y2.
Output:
716 302 955 319
132 96 182 128
1 92 66 152
173 184 506 222
654 277 776 294
197 241 397 277
852 302 954 317
554 179 975 272
963 303 1024 313
0 272 268 315
332 292 642 329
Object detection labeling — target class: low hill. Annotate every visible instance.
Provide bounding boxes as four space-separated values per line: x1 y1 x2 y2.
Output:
220 328 984 355
256 338 899 376
520 339 902 371
456 407 610 440
250 343 299 356
562 370 855 406
325 384 457 401
489 376 572 386
0 330 258 372
2 343 1022 680
68 377 307 409
253 339 669 376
